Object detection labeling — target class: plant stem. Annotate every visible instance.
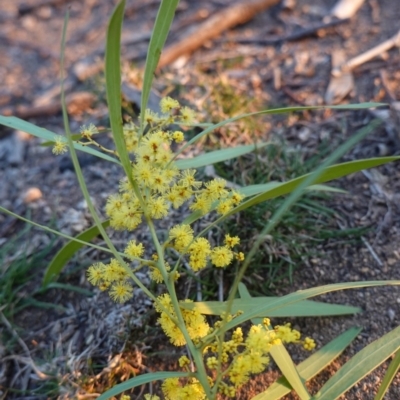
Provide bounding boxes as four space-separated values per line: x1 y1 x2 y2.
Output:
146 217 213 397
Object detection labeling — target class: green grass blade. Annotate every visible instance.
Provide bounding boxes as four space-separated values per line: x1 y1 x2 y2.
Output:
39 282 93 296
0 115 120 164
182 298 360 317
175 143 269 170
140 0 180 130
0 205 114 256
315 326 400 400
223 281 400 331
42 220 110 286
175 103 386 158
105 0 132 181
22 299 67 312
254 327 362 400
239 283 311 400
374 349 400 400
97 371 189 400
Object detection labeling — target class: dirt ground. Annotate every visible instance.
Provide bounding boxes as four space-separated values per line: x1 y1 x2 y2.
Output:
1 0 400 399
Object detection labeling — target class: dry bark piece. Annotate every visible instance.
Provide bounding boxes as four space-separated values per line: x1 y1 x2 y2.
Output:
73 59 103 82
330 0 366 20
66 92 96 116
1 91 95 119
157 0 281 69
18 0 73 16
325 49 354 104
282 0 296 10
326 30 400 104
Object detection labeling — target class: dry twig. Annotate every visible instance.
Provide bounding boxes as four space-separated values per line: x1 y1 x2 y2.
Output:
158 0 280 69
332 30 400 76
0 311 51 380
236 18 349 45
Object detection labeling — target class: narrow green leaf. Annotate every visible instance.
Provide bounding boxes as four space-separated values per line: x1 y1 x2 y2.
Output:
232 156 400 216
239 283 311 400
141 0 180 130
97 371 189 400
181 183 345 225
182 210 203 225
181 298 360 317
175 103 386 158
195 153 398 237
374 349 400 400
237 282 250 298
315 326 400 400
186 123 391 233
41 133 81 145
269 345 311 400
105 0 132 181
175 143 269 170
0 115 120 165
43 220 110 286
240 183 346 196
305 184 346 193
223 281 400 331
254 327 362 400
239 181 347 197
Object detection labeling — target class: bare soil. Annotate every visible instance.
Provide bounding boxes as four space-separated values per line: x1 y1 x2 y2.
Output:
1 0 400 399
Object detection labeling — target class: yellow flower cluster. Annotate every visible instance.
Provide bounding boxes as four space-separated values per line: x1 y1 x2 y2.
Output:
52 136 68 155
162 377 206 400
86 259 133 303
274 322 316 350
169 228 243 271
86 240 152 302
155 294 210 346
84 99 246 303
189 317 314 397
204 321 280 396
274 322 301 343
144 395 160 400
80 123 99 138
303 336 316 351
105 99 244 232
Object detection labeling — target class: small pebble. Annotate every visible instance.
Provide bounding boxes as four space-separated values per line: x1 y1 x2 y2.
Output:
387 258 397 266
85 333 94 346
22 187 42 203
298 126 311 142
387 308 395 321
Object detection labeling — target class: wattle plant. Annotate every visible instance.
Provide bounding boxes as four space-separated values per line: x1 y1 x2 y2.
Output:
1 1 399 399
74 98 316 398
